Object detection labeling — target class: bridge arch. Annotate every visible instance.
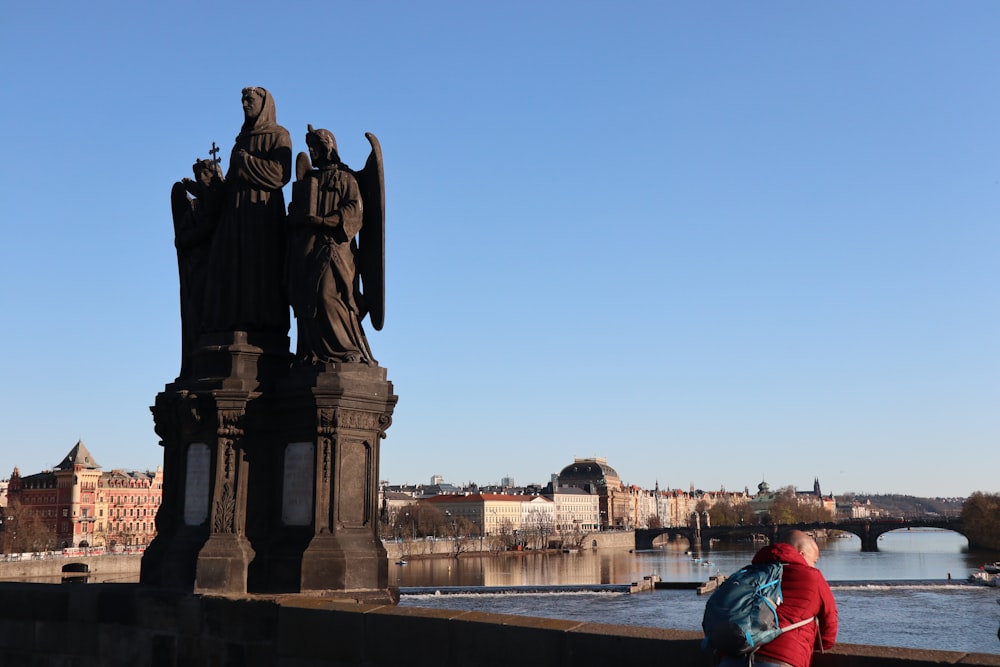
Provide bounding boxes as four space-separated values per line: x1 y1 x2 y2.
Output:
61 563 89 574
833 519 968 552
635 519 966 552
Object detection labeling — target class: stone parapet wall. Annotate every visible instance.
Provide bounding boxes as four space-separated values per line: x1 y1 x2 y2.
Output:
0 583 997 666
583 530 636 550
383 538 454 560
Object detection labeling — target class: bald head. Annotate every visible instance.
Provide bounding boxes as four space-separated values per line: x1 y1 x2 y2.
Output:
784 529 820 566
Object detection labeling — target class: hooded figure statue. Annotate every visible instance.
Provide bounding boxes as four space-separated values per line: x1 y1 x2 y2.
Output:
202 86 292 335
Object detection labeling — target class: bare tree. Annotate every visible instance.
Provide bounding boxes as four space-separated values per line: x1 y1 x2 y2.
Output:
3 505 53 554
522 510 555 550
488 518 515 553
442 515 478 558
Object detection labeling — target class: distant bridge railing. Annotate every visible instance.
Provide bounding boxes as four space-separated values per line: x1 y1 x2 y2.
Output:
636 517 966 552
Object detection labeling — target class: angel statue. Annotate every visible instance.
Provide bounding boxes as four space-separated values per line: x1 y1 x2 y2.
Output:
286 125 384 365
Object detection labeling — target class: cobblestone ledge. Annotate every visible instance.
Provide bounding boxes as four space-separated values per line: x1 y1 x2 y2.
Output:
0 583 996 666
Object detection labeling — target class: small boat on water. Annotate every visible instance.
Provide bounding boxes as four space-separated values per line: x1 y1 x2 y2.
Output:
395 560 408 566
968 570 1000 587
982 562 1000 574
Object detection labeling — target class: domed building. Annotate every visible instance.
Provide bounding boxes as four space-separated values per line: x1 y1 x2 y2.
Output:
557 458 620 488
555 457 630 529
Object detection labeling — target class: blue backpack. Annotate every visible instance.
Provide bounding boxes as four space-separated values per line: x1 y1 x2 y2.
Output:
701 562 814 655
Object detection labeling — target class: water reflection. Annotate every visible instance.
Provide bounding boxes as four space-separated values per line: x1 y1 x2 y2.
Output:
392 549 651 588
392 541 729 589
392 529 999 589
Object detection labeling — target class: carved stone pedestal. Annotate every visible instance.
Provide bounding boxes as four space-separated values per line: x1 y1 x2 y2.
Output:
247 363 396 601
143 335 396 601
142 331 289 595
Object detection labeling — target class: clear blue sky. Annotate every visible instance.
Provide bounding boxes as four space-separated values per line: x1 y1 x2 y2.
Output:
1 2 997 498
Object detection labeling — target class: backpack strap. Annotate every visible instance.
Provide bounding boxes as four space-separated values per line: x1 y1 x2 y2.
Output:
781 616 816 634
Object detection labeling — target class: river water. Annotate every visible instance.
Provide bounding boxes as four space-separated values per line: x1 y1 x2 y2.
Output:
395 529 1000 655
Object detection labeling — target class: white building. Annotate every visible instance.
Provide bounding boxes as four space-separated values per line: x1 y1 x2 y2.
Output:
548 485 600 532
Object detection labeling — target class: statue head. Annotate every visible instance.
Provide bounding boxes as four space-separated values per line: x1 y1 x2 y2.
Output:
306 124 340 166
191 159 222 187
241 87 265 121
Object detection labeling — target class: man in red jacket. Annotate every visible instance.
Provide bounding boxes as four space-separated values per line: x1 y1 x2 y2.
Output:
719 530 838 667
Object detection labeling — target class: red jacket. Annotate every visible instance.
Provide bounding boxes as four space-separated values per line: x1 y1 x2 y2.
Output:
751 543 838 667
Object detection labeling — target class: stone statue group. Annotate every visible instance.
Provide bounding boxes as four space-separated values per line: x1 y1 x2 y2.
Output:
170 87 384 378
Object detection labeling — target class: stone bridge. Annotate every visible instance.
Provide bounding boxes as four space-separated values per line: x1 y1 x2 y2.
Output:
636 518 967 552
0 553 142 582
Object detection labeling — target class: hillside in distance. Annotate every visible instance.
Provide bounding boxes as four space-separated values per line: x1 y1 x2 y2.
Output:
842 493 964 518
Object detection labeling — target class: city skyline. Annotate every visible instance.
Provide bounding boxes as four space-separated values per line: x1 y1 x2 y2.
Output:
2 4 998 499
0 442 967 502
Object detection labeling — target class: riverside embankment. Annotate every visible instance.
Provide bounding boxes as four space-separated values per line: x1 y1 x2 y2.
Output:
0 532 633 582
383 529 635 561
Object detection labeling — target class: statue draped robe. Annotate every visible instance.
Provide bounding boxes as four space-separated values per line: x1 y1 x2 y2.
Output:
203 89 292 335
287 164 373 364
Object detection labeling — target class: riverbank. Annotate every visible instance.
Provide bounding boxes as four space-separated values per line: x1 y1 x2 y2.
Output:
384 530 635 561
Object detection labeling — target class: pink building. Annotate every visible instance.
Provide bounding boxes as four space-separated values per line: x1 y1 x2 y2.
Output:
4 441 162 551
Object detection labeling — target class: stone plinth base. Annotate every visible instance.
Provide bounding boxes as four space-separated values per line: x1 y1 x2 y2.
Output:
195 534 255 595
300 533 389 593
184 331 292 393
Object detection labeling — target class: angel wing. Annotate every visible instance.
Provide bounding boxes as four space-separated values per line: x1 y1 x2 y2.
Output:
290 151 315 218
350 132 385 331
295 151 312 182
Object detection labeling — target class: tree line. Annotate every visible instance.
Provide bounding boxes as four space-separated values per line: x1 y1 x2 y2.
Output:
695 485 837 527
382 502 558 556
960 492 1000 550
